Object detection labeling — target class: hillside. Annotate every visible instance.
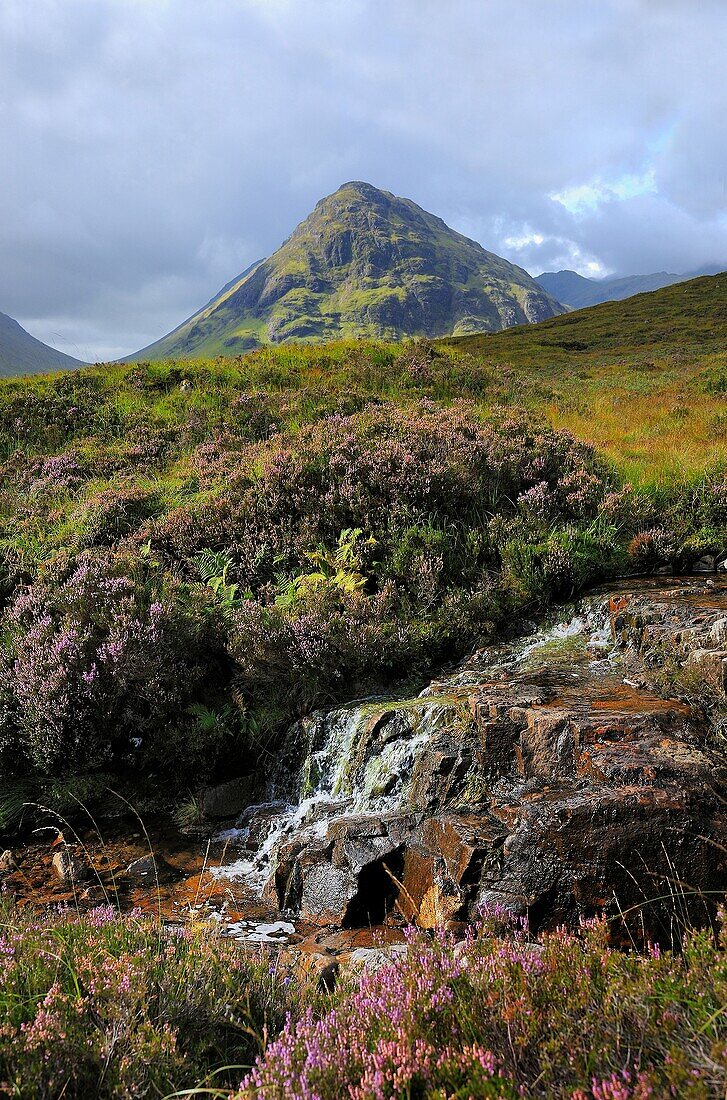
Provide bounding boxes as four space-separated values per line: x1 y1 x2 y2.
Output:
447 271 727 359
0 273 726 788
535 265 723 310
0 310 86 376
442 272 727 481
129 181 564 358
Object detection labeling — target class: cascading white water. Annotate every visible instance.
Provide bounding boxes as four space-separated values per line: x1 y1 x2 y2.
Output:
211 698 457 890
212 595 617 894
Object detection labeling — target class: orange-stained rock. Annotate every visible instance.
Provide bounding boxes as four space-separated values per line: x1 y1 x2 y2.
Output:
418 884 461 929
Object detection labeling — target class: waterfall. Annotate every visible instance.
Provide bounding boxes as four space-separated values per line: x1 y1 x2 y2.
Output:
212 594 617 895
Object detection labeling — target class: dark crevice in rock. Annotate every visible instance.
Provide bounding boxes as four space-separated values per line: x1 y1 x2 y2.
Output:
343 848 405 928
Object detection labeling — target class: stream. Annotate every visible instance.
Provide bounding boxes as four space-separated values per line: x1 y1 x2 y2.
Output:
5 575 727 953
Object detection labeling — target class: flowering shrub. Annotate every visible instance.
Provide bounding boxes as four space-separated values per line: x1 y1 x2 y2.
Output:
627 527 677 567
105 400 626 741
1 902 726 1099
0 351 720 789
0 551 226 776
25 451 86 496
0 902 301 1100
219 403 610 551
68 484 167 548
229 583 417 714
240 915 727 1100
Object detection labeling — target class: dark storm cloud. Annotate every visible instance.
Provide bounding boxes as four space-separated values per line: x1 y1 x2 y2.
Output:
1 0 725 359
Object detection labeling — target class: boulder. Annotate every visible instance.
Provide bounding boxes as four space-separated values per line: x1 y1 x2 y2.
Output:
126 854 181 883
0 850 16 874
201 776 256 820
347 943 408 973
52 849 91 885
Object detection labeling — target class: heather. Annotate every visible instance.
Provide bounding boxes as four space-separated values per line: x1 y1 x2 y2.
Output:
241 915 727 1100
0 901 304 1100
4 901 727 1099
0 369 636 789
0 288 726 793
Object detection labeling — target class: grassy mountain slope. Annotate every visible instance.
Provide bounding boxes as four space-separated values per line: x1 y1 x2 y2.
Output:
0 311 86 376
128 259 264 362
536 265 723 310
128 182 564 358
443 272 727 481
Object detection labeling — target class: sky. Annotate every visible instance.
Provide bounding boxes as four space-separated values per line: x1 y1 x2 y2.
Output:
1 0 726 361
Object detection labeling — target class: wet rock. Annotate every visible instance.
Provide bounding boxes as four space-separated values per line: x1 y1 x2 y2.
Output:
407 738 474 812
237 800 289 826
254 580 727 939
269 814 413 926
301 864 355 926
201 776 256 820
52 849 91 885
693 555 716 573
418 884 462 929
471 706 522 776
328 814 410 873
229 801 290 851
0 850 17 874
126 854 181 883
398 814 504 925
485 782 727 932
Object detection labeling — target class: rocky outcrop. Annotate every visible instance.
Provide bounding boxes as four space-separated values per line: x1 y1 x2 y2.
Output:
230 579 727 941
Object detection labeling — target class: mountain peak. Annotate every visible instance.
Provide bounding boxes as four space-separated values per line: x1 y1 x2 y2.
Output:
128 187 564 359
331 180 388 198
0 311 87 376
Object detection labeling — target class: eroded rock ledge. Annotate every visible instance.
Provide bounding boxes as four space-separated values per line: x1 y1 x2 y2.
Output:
229 579 727 939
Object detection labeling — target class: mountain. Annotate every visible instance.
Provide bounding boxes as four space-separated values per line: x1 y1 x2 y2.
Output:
446 271 727 361
0 311 86 376
129 182 565 359
535 265 724 310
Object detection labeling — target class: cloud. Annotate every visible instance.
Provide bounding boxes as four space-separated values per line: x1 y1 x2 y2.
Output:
551 171 658 217
0 0 725 357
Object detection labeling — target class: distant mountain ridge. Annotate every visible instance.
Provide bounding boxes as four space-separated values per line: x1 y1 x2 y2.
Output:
128 181 565 359
0 311 86 376
535 265 724 310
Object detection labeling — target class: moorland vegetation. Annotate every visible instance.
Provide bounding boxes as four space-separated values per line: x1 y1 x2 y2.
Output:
2 275 727 1097
0 276 726 810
